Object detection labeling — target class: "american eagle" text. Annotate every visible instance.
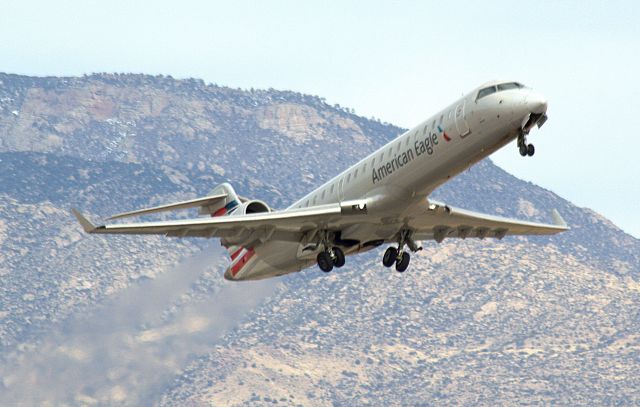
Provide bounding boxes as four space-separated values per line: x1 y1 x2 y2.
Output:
372 131 439 184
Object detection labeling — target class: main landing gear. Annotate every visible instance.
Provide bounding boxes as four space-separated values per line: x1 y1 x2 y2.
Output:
517 129 535 157
315 230 346 273
382 229 421 273
317 247 345 273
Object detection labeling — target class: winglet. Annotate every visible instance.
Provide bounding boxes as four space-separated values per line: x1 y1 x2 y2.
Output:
551 209 569 229
71 208 97 233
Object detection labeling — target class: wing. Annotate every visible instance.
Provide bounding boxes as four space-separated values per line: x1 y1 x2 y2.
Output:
72 199 369 247
408 200 569 242
72 197 567 249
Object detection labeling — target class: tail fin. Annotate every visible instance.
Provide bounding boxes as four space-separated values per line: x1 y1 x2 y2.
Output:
205 183 249 263
200 183 240 217
205 184 265 277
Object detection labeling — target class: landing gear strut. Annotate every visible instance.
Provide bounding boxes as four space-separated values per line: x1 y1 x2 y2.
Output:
382 229 421 273
315 230 345 272
517 130 535 157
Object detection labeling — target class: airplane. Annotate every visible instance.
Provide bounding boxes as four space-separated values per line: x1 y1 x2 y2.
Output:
73 80 568 281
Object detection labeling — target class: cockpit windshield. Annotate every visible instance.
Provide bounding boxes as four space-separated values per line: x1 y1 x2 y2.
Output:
476 82 524 101
497 82 523 91
477 86 496 100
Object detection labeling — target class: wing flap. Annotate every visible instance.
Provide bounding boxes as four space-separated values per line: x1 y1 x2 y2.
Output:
410 202 568 242
446 206 569 235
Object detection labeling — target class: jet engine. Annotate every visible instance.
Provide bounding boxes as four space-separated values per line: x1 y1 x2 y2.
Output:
230 199 271 216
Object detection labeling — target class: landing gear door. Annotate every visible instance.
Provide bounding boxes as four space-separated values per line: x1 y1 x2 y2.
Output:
455 101 471 138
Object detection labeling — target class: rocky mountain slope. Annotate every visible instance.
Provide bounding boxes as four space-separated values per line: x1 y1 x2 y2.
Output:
0 73 638 405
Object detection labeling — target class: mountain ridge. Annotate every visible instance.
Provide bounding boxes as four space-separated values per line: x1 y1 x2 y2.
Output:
0 72 638 405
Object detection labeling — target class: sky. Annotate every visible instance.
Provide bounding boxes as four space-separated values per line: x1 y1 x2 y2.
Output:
1 0 639 237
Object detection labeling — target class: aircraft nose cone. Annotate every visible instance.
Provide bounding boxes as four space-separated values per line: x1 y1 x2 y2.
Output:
526 91 548 115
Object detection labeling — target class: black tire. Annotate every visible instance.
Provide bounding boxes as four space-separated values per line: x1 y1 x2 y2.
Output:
527 143 535 156
382 247 397 268
395 251 410 272
332 247 346 268
317 251 333 272
519 144 528 156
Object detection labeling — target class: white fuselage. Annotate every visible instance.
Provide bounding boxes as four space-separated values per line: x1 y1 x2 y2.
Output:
227 81 547 280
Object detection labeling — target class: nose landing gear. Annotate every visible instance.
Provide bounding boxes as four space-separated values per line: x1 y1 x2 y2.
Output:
382 229 421 273
517 131 535 157
517 111 548 157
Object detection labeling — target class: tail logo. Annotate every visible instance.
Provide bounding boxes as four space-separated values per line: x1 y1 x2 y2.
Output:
212 200 239 217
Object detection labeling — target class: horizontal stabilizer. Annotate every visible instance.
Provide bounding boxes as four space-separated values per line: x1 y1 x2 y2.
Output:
107 193 227 220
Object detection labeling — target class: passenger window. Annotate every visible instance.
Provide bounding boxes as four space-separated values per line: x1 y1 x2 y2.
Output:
312 196 316 205
477 86 497 100
396 142 401 153
363 162 367 172
347 173 351 183
372 157 376 166
305 200 309 207
431 120 436 130
354 168 358 178
439 115 443 125
321 190 325 200
330 184 334 194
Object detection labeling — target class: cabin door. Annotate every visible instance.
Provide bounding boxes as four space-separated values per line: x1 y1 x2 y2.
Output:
455 101 471 138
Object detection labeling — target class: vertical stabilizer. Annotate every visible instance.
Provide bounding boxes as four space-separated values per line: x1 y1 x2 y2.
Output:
199 183 240 217
205 183 254 273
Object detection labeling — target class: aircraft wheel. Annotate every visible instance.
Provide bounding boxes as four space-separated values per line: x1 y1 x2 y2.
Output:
527 144 535 157
332 247 345 268
395 251 410 272
519 144 528 156
382 247 397 268
317 251 334 273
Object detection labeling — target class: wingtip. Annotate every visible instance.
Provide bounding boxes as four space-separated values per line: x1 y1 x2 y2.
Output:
551 209 569 230
71 208 97 233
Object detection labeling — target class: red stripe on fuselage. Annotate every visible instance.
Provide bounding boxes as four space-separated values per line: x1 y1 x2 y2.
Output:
231 248 255 277
230 248 243 261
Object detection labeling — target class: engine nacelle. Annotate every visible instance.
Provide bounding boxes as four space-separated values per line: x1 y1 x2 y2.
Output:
230 199 271 216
